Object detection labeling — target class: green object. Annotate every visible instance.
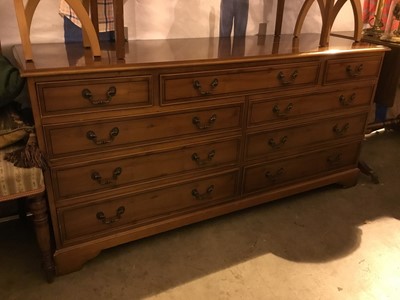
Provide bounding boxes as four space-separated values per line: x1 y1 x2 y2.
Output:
0 55 25 107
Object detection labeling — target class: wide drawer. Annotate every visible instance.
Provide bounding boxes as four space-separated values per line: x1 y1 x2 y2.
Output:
44 104 243 157
243 142 360 194
246 114 367 160
53 138 241 200
324 55 382 84
248 85 374 127
161 61 320 103
58 170 239 243
36 76 152 115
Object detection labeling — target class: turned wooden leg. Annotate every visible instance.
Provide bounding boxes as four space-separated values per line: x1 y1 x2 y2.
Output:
29 194 55 283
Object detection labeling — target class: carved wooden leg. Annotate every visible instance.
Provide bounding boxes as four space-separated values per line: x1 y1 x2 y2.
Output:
29 194 55 283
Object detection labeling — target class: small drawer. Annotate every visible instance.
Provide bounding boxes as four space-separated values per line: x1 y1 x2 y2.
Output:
44 104 243 156
58 171 239 243
161 62 320 104
246 114 368 160
324 56 382 84
248 86 375 127
53 138 241 199
36 76 152 115
243 143 360 194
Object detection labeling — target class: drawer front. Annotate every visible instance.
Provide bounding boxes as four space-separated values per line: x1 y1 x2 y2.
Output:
37 76 152 114
324 56 382 84
243 143 360 194
59 171 239 243
248 86 374 127
44 104 243 156
161 62 320 103
53 138 241 199
246 114 367 160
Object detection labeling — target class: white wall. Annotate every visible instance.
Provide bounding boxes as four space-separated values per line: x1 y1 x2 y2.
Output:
0 0 357 57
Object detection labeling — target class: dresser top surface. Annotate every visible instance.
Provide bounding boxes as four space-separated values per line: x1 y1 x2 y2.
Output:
13 34 387 77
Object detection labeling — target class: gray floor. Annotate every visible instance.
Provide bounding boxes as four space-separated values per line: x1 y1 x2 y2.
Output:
1 129 400 300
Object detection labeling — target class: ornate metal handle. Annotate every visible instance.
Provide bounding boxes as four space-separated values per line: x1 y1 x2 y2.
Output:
91 167 122 185
272 103 293 118
193 78 219 95
192 185 214 200
339 93 356 106
192 150 216 165
346 64 363 78
268 136 288 150
332 123 350 136
327 154 342 165
82 86 117 105
192 114 217 130
96 206 125 224
277 70 298 85
265 168 285 183
86 127 119 145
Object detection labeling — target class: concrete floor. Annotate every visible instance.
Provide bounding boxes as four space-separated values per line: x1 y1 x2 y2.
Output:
1 129 400 300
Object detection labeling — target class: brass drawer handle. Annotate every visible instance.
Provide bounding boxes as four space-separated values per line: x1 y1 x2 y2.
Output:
192 185 214 200
339 93 356 106
193 78 219 95
268 136 288 150
273 103 293 118
265 168 285 183
346 64 363 78
96 206 125 224
327 153 342 165
332 123 349 136
277 70 298 85
91 167 122 185
192 150 216 166
82 86 117 105
86 127 119 145
192 114 217 130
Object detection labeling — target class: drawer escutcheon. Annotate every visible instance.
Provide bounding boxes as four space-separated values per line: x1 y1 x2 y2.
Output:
96 206 125 225
91 167 122 185
82 86 117 105
86 127 120 145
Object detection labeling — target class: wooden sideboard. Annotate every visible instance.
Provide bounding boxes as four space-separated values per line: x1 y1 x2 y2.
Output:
13 34 387 275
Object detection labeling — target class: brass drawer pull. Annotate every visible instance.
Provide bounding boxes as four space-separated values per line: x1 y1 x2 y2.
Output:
96 206 125 224
192 114 217 130
339 93 356 106
277 70 298 85
346 64 363 78
332 123 349 136
193 78 219 95
272 103 293 118
192 150 216 165
268 136 288 149
265 168 285 183
327 154 342 165
86 127 119 145
82 86 117 105
91 167 122 185
192 185 214 200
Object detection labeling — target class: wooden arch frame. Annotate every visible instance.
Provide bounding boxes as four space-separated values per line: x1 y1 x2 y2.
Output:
293 0 363 46
13 0 101 61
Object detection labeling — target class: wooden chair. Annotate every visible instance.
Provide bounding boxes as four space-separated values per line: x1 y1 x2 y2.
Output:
0 41 55 282
274 0 362 47
13 0 125 61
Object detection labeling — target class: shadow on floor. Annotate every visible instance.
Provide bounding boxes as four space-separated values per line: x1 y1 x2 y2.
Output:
1 130 399 299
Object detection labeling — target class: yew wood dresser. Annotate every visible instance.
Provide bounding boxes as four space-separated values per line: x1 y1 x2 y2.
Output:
13 34 387 276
